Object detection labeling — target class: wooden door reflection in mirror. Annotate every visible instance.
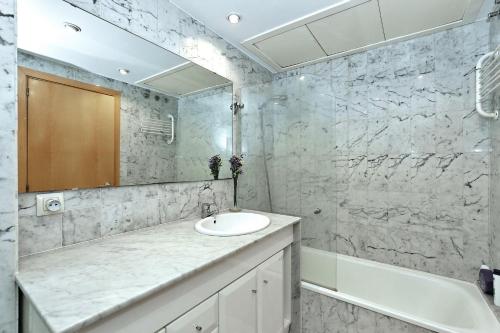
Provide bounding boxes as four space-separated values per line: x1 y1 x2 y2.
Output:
18 67 120 193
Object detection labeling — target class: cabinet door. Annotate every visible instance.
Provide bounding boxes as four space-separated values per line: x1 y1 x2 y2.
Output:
166 294 218 333
257 251 284 333
219 270 257 333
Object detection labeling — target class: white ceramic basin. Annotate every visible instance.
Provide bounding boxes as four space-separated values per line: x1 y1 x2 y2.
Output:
195 212 271 236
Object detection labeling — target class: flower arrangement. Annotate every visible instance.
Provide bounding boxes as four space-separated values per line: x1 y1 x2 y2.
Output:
229 154 244 211
229 154 244 179
208 155 222 180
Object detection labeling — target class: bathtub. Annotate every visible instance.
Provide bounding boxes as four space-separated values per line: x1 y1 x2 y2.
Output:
302 247 500 333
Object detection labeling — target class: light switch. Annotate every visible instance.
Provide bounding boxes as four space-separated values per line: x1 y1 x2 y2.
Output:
36 193 64 217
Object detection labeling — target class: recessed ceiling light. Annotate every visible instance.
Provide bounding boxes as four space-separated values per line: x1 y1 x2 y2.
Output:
118 68 130 75
63 22 81 33
227 13 241 24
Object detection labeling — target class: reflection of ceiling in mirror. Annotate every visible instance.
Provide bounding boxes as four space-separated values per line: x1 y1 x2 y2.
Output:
139 62 232 96
17 0 231 96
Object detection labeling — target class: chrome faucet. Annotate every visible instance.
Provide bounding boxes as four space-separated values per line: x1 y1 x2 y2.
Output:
201 203 218 218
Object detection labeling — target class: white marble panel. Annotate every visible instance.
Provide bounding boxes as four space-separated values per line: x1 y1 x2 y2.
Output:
265 20 492 284
302 288 434 333
62 208 103 246
19 214 62 256
18 179 233 256
0 0 17 330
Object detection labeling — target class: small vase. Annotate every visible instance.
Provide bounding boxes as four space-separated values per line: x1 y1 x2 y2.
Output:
230 176 241 212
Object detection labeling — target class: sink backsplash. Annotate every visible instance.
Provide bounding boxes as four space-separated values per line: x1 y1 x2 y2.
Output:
18 180 232 257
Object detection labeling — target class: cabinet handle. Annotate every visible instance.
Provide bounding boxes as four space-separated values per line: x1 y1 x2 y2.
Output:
251 289 257 294
195 325 202 331
263 280 268 284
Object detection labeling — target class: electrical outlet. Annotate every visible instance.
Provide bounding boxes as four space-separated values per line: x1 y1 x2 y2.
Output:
36 193 64 217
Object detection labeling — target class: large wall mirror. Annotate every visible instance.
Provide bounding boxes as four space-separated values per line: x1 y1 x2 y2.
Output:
17 0 233 193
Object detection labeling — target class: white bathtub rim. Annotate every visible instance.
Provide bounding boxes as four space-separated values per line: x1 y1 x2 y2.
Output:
301 251 500 333
334 253 500 332
303 281 467 333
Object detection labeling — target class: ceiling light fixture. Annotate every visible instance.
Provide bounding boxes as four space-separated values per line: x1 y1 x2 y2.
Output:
227 13 241 24
63 22 81 33
118 68 130 75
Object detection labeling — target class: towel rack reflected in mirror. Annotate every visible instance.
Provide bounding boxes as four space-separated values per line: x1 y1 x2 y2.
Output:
140 114 175 144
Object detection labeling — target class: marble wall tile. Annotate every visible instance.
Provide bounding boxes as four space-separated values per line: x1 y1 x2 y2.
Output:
100 203 131 236
18 180 232 256
410 74 436 114
0 321 17 333
302 288 434 333
0 0 17 330
463 109 491 153
176 85 233 181
62 208 103 246
489 16 500 270
336 219 465 279
0 211 17 332
435 111 463 153
66 0 101 15
237 155 271 211
99 0 158 42
265 20 492 284
18 215 62 257
156 2 181 51
410 113 436 153
8 0 274 332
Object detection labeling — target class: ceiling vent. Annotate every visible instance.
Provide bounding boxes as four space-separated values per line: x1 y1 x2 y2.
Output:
378 0 469 39
307 0 384 56
254 26 326 68
138 62 231 96
242 0 483 71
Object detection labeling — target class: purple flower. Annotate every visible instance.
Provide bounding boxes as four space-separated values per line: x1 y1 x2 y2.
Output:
229 154 244 179
209 155 222 179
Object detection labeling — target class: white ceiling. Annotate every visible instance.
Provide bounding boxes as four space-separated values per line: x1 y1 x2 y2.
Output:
18 0 186 88
171 0 354 71
17 0 231 96
172 0 354 44
172 0 489 72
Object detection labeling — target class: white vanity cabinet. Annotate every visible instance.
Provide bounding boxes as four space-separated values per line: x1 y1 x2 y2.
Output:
163 251 285 333
219 251 284 333
256 251 284 333
219 269 257 333
165 294 218 333
20 222 296 333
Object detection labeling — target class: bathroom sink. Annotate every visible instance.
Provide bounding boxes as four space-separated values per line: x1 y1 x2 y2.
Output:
195 212 271 236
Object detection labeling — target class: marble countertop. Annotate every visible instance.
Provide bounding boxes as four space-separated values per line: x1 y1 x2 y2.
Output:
16 210 300 333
